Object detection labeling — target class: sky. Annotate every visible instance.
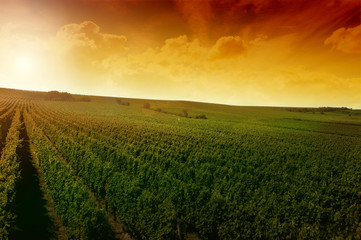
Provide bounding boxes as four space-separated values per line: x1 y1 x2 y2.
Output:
0 0 360 108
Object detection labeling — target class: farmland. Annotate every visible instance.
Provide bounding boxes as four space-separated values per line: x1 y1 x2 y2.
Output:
0 88 360 239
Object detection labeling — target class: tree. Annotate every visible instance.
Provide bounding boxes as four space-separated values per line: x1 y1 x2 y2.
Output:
182 109 188 118
45 91 74 101
196 114 207 119
116 99 130 106
144 103 151 109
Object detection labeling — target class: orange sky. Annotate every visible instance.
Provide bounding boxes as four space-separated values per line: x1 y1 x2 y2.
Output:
0 0 360 107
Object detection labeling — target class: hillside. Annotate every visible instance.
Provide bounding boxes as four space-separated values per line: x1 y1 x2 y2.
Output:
0 87 360 239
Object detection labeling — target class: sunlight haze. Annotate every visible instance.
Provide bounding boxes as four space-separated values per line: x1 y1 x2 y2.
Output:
0 0 360 107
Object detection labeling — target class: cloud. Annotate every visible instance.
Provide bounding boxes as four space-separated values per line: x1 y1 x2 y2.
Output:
324 25 361 54
174 0 213 39
56 20 127 55
111 35 208 83
114 34 250 82
208 36 246 59
109 31 360 107
174 0 360 44
134 34 248 68
158 35 207 64
271 67 361 107
55 21 128 74
46 20 360 108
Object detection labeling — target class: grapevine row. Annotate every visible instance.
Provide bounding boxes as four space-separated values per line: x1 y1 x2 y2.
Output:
24 111 114 240
28 101 361 239
0 110 22 239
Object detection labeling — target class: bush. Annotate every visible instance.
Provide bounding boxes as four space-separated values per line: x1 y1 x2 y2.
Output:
116 99 130 106
144 103 151 109
45 91 73 101
195 114 207 119
182 109 188 118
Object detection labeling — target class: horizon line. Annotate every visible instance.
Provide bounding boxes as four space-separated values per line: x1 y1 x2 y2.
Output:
1 86 360 110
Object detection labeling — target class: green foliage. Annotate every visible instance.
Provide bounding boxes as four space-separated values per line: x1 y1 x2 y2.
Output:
0 110 22 239
25 98 361 239
24 112 113 240
195 114 207 119
45 91 74 101
116 98 130 106
144 102 151 109
1 90 360 239
286 107 352 113
182 109 188 118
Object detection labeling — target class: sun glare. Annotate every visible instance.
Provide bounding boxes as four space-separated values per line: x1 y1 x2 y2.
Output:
14 56 34 74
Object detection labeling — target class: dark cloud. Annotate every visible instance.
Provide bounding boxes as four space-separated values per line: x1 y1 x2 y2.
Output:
175 0 360 41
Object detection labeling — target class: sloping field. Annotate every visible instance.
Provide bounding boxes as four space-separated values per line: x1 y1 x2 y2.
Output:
0 88 360 239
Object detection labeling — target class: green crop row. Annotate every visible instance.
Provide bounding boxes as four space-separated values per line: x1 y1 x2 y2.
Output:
28 101 361 239
24 111 113 240
0 110 22 239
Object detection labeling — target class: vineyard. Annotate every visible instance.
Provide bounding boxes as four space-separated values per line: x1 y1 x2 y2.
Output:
0 88 360 239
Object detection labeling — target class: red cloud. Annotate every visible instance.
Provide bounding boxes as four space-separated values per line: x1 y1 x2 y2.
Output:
175 0 360 42
324 25 361 54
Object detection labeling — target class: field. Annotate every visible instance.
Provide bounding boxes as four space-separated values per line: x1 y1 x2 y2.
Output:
0 88 360 240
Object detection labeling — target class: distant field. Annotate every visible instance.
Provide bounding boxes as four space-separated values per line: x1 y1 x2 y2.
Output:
0 88 360 240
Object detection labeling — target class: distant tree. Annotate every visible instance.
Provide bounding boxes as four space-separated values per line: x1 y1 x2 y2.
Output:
116 98 130 106
182 109 188 118
45 91 73 101
287 107 352 113
196 114 207 119
144 103 151 109
45 91 59 100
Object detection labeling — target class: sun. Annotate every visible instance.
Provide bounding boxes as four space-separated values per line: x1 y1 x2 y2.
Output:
14 55 34 74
